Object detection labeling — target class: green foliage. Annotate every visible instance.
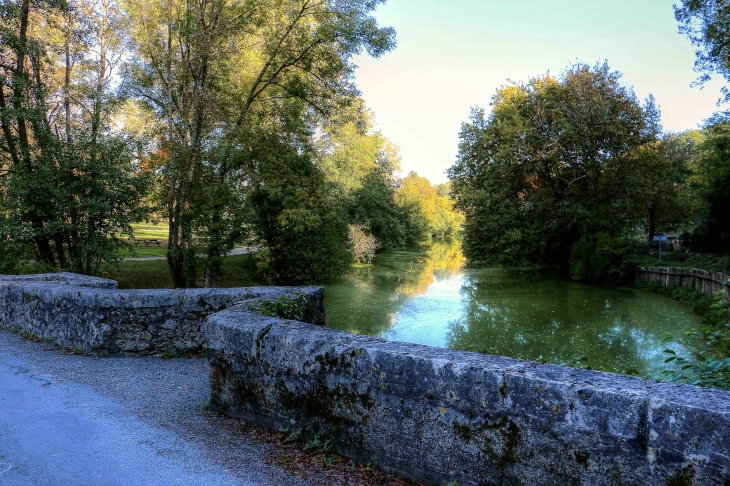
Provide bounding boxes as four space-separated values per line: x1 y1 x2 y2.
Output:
319 107 434 251
674 1 730 254
684 120 730 253
13 329 54 344
302 434 332 453
675 0 730 103
448 62 661 277
245 292 309 322
0 0 150 275
278 428 332 453
350 170 423 249
568 234 635 284
396 172 463 242
662 294 730 390
643 130 706 245
247 127 352 285
124 0 396 287
1 136 150 275
280 427 303 444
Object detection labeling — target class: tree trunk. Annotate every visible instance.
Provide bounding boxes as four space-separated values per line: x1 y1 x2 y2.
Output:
164 0 188 287
648 203 656 248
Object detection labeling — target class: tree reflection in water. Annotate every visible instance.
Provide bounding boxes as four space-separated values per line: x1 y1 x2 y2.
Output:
325 241 701 379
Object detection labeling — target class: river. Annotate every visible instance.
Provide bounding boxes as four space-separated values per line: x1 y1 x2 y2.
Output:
324 242 703 380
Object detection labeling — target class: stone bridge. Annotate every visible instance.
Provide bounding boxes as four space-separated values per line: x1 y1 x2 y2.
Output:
1 273 728 485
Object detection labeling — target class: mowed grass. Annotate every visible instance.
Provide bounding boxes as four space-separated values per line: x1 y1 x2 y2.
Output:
117 222 169 257
130 222 169 240
118 244 168 258
100 253 264 289
121 222 250 258
631 254 684 268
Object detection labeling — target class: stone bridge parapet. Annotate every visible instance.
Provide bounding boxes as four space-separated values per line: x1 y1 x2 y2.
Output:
0 272 322 356
205 303 730 486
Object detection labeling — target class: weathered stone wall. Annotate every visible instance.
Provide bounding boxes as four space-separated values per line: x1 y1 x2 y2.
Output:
0 273 323 356
206 306 730 486
637 266 730 302
0 272 119 288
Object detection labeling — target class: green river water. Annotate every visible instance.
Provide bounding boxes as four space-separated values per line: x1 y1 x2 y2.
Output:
324 242 703 380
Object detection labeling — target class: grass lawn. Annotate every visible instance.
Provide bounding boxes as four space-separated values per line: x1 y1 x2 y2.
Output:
130 222 169 240
100 253 264 289
118 245 168 258
631 253 686 268
633 251 730 273
106 222 170 259
120 222 250 259
60 220 265 287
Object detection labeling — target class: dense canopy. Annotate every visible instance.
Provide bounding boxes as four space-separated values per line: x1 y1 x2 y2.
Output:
449 63 662 281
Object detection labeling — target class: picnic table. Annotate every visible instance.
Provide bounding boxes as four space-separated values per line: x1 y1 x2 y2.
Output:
130 238 162 247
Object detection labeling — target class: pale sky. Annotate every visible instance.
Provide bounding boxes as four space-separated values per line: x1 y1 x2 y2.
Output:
352 0 727 184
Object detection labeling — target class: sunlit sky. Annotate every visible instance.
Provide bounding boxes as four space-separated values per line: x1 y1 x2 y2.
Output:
352 0 727 184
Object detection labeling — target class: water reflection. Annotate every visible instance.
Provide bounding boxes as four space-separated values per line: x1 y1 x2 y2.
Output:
324 241 702 379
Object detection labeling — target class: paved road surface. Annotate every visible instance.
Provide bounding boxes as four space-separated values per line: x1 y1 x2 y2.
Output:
0 331 306 486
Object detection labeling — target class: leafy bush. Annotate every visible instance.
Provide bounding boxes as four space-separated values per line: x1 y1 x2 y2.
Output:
245 292 309 322
569 233 635 283
662 293 730 390
244 131 354 285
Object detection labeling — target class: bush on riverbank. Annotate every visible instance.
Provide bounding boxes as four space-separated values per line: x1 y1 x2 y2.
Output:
569 234 636 284
636 274 730 390
662 296 730 390
634 280 715 315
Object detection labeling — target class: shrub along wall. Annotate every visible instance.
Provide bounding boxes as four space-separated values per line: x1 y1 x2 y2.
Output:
205 305 730 486
0 272 323 356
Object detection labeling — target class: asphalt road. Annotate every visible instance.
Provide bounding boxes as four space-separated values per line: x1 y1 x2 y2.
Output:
0 331 307 486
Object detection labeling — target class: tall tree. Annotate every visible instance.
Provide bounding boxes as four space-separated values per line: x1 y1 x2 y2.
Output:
317 104 426 250
396 172 462 241
643 130 706 245
0 0 148 274
675 0 730 103
124 0 395 287
448 63 661 280
689 118 730 252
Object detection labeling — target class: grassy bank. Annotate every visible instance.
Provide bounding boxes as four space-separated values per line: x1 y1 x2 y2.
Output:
99 253 264 289
632 251 730 273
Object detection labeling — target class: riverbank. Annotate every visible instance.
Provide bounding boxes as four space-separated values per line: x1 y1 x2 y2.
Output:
633 251 730 273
